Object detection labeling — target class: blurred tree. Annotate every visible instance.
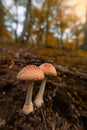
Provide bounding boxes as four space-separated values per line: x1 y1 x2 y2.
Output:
14 0 18 42
81 6 87 50
31 0 70 48
69 15 83 49
44 0 49 47
0 0 13 42
18 0 32 43
0 0 84 49
0 1 6 40
65 4 83 50
41 0 56 47
51 0 71 49
30 0 56 47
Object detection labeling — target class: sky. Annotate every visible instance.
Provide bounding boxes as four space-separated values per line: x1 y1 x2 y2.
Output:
69 0 87 21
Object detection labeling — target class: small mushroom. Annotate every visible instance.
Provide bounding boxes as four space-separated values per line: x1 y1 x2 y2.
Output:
17 65 44 115
34 63 57 108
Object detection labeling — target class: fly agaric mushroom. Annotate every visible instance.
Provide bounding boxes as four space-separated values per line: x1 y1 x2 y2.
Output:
34 63 57 108
17 65 44 115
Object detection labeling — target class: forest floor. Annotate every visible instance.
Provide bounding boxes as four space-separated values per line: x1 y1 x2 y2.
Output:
0 44 87 130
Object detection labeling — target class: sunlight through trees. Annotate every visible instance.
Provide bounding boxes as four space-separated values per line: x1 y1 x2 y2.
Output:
0 0 87 49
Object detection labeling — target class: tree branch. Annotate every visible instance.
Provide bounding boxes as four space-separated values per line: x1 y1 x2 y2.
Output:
55 64 87 81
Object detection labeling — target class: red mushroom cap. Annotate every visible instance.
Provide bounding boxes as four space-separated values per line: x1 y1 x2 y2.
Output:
17 65 44 80
39 63 57 76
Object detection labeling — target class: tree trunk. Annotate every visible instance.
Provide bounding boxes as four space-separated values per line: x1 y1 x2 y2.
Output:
14 0 18 42
81 7 87 50
75 34 79 50
81 22 87 50
18 0 32 43
60 26 65 49
36 27 45 46
44 0 49 47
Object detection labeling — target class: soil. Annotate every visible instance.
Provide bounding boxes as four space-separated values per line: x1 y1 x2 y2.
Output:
0 47 87 130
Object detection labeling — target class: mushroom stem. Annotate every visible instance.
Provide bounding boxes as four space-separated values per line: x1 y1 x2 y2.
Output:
22 81 34 114
34 78 46 108
25 81 34 105
38 78 46 96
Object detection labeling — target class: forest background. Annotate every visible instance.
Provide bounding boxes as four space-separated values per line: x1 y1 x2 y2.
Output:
1 0 87 50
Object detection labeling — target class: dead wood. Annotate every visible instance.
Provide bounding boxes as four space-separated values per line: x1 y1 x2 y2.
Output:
55 65 87 81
